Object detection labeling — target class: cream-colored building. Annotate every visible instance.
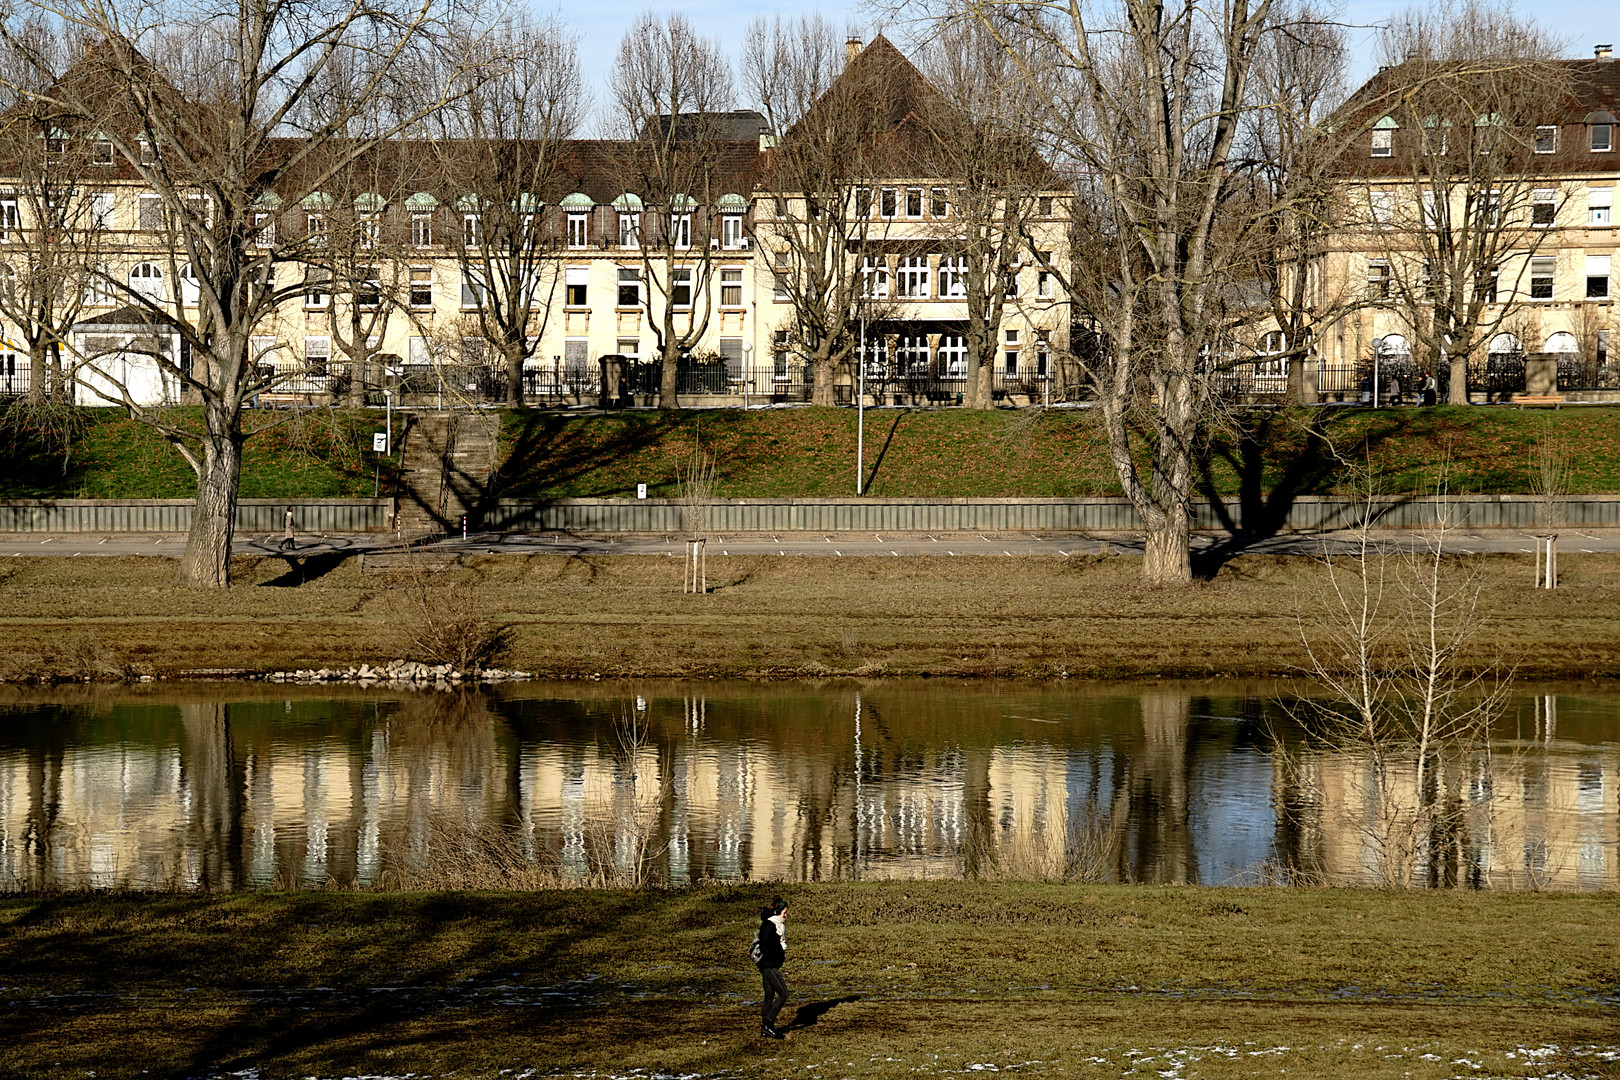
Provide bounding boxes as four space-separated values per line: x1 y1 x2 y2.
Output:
1305 48 1620 399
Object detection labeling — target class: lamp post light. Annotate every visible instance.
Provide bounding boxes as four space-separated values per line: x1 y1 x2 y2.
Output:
857 314 866 495
742 341 753 410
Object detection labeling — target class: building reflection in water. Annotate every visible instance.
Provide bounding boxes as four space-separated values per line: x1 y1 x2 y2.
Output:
0 683 1613 891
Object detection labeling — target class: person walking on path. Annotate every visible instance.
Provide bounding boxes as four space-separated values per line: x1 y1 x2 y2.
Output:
752 897 789 1039
280 508 296 551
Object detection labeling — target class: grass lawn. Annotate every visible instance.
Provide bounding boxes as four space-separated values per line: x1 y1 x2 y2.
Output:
0 884 1615 1079
6 403 1620 500
2 550 1619 681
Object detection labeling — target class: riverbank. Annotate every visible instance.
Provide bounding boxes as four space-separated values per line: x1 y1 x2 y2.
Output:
0 884 1614 1079
3 550 1620 682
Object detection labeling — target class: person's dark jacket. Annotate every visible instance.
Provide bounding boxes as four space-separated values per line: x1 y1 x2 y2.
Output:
756 916 785 968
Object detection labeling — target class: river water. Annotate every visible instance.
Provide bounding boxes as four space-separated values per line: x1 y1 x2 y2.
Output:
0 680 1613 891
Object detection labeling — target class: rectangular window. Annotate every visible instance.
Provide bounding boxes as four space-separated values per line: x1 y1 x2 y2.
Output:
139 194 163 232
671 213 690 249
138 139 154 165
1371 128 1392 157
1038 270 1053 299
303 335 330 374
1366 259 1390 300
1036 331 1050 376
773 196 788 217
773 250 791 303
306 212 327 245
773 329 790 377
1532 188 1557 226
619 212 639 248
564 339 588 367
897 255 929 299
411 211 432 248
1599 329 1611 367
720 337 744 379
1003 267 1019 299
1476 263 1499 304
410 266 432 308
1479 189 1502 229
408 336 431 365
460 272 485 309
1589 187 1613 226
83 263 114 306
462 213 482 248
1530 256 1555 300
253 211 275 247
880 187 897 218
357 266 381 309
1535 126 1558 154
1592 124 1613 153
567 212 587 248
0 198 16 242
721 214 743 249
855 187 871 217
720 267 742 307
1587 254 1611 299
565 265 588 307
861 255 888 299
304 266 329 308
939 255 966 299
89 191 114 229
1038 195 1053 216
905 187 923 218
671 268 691 307
618 267 640 307
249 336 278 374
932 187 948 218
617 337 639 361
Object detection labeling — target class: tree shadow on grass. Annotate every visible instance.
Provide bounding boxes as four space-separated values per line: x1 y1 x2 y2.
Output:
257 549 353 587
862 411 909 496
1192 408 1408 579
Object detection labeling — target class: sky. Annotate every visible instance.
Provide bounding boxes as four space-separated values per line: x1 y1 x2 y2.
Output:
552 0 1617 133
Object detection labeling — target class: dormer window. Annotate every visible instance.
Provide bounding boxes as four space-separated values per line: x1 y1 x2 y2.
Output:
1535 126 1558 154
1590 111 1617 152
1370 115 1397 157
43 128 66 160
139 139 154 165
91 138 114 166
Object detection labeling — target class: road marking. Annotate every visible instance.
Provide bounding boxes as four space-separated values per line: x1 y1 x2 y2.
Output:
779 550 785 556
1517 548 1533 553
40 537 52 544
98 538 107 545
1461 549 1475 555
1004 550 1013 556
1582 548 1595 553
875 534 882 542
947 550 955 555
929 536 938 542
835 551 842 556
722 550 729 555
1059 551 1069 556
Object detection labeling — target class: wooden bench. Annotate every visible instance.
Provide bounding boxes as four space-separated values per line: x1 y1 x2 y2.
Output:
1515 394 1565 408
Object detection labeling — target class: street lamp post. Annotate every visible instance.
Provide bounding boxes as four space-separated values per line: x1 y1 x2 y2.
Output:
742 341 753 410
857 314 866 495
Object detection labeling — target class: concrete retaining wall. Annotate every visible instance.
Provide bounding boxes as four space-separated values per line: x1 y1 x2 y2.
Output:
488 494 1620 534
0 498 391 533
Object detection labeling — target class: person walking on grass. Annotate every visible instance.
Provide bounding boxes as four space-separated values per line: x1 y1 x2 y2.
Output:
280 508 296 551
752 896 789 1039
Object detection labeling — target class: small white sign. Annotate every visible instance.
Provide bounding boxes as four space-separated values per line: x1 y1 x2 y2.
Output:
373 432 389 453
636 483 648 500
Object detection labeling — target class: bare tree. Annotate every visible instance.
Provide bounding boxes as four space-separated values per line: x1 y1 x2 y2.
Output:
915 0 1352 584
0 18 112 404
922 24 1067 409
3 0 466 587
1353 0 1571 404
1291 464 1511 887
745 17 900 407
427 13 583 406
608 12 740 410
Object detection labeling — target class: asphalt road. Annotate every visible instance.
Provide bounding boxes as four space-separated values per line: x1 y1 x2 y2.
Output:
4 528 1620 559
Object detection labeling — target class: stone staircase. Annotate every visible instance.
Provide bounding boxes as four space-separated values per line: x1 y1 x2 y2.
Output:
394 410 500 536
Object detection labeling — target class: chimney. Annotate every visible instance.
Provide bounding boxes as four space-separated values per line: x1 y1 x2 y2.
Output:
846 38 863 66
1597 43 1614 61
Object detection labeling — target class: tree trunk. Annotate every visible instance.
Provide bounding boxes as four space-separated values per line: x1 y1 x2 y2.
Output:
1447 353 1469 405
658 346 679 410
179 403 244 588
505 347 525 407
974 352 993 409
26 342 47 405
811 349 835 407
1142 506 1192 586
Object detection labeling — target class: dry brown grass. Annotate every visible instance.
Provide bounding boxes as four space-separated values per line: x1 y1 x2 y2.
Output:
1 550 1618 680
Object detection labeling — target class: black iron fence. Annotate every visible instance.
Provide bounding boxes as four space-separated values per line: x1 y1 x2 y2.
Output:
1557 354 1620 391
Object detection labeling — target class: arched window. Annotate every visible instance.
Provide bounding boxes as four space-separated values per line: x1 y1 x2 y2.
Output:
178 263 199 306
129 261 165 301
1488 332 1522 355
1545 331 1579 353
1376 333 1411 360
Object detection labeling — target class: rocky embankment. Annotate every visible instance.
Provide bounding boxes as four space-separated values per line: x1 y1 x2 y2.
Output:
266 660 533 686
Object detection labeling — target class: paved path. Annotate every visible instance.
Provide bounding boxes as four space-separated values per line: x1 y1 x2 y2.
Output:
4 528 1620 558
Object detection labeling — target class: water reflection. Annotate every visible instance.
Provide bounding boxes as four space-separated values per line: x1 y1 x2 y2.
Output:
0 682 1613 891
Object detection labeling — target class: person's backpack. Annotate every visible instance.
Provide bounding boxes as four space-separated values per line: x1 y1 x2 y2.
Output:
748 929 762 964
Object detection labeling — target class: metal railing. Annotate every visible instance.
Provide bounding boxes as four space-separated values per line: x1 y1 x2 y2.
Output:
1556 355 1620 391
